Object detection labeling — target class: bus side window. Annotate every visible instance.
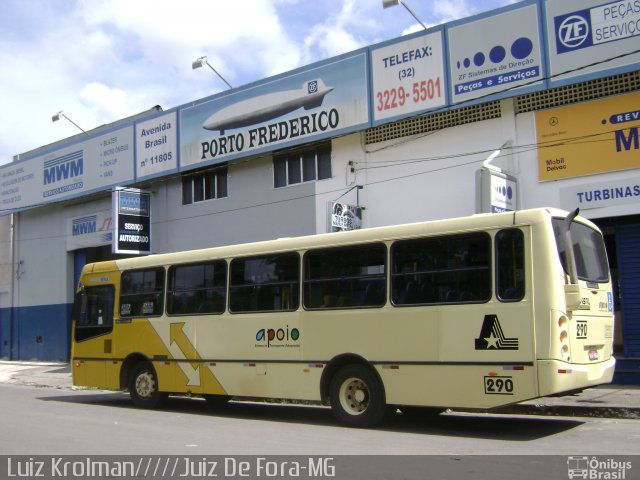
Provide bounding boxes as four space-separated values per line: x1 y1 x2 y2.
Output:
120 268 165 317
391 234 491 305
303 243 386 310
496 229 525 302
229 253 300 313
74 285 115 341
167 261 227 315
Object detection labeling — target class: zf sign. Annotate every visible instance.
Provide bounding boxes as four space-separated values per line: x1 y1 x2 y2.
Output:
113 187 151 254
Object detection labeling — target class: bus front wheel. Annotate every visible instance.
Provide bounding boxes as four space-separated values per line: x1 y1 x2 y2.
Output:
329 364 386 427
129 362 166 408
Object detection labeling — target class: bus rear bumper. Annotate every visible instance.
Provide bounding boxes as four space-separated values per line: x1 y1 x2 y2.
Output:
537 357 616 397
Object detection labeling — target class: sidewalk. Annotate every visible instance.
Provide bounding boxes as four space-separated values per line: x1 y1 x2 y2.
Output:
0 360 638 419
0 361 74 390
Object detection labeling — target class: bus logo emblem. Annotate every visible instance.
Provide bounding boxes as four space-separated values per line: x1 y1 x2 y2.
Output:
475 314 519 350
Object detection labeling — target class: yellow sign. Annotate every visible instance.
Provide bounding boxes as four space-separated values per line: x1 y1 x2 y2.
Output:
536 91 640 181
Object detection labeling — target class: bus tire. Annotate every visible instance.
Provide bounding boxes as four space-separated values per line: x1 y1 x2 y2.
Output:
329 364 386 428
129 362 166 409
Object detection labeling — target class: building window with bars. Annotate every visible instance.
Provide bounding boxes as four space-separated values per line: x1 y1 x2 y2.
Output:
273 142 332 188
182 167 228 205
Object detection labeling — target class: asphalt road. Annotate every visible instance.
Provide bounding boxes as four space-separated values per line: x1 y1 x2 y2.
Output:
1 384 638 457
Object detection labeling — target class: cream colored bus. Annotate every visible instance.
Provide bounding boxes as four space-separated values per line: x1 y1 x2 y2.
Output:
71 208 615 427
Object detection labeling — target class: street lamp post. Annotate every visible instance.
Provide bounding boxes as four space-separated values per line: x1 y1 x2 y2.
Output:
382 0 428 31
51 111 88 134
192 56 233 89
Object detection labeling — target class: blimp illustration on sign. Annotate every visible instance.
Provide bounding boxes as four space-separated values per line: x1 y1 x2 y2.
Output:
202 79 334 134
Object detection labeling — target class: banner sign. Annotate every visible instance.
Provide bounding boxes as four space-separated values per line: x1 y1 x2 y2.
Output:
330 202 363 232
370 29 446 125
135 111 178 180
447 2 545 104
536 90 640 181
179 52 370 171
560 176 640 210
66 211 113 251
477 168 518 213
489 171 517 213
545 0 640 85
113 187 151 254
1 126 134 212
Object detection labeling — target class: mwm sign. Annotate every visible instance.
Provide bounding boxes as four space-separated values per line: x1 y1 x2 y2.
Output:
72 215 97 237
43 151 83 185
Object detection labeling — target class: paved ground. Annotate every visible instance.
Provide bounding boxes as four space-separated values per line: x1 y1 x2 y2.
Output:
1 360 638 419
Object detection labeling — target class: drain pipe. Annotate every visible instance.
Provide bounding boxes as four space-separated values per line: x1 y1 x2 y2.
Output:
9 213 15 360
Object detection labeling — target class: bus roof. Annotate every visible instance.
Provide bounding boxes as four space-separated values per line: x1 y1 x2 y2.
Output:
103 207 584 271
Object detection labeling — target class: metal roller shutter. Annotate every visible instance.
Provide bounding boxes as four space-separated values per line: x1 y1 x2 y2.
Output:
616 223 640 357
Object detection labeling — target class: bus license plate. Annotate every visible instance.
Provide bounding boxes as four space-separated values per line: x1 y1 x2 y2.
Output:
588 349 598 361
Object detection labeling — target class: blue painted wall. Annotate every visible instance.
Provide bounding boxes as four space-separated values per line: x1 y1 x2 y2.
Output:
0 307 11 359
0 304 72 361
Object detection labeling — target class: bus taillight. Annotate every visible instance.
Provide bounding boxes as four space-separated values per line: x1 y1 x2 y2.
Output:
558 315 570 362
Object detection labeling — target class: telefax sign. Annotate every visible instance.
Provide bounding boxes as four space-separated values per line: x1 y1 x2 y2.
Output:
554 0 640 54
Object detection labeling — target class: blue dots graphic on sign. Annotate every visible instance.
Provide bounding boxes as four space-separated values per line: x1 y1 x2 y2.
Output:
457 37 534 71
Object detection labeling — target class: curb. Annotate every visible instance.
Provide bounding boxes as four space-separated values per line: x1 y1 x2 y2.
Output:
492 404 640 420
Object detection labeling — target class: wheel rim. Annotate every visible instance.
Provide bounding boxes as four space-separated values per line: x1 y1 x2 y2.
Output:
135 370 156 400
338 376 369 415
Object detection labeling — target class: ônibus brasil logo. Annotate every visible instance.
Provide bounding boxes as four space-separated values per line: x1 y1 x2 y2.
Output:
256 326 300 348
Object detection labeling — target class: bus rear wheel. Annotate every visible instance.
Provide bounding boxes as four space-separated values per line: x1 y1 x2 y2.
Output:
329 364 386 428
129 362 166 408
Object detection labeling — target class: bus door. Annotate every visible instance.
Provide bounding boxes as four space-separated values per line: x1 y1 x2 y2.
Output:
72 280 116 388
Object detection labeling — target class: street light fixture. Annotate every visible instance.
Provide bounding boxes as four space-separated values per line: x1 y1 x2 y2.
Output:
192 56 233 89
382 0 428 31
51 111 87 135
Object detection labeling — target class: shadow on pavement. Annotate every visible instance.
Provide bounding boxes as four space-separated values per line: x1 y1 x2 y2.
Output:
38 391 584 441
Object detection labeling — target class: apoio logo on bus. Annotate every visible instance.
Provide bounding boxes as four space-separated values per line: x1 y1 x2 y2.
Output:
255 326 300 348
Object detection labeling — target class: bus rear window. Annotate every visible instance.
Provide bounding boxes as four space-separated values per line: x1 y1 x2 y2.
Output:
552 219 609 283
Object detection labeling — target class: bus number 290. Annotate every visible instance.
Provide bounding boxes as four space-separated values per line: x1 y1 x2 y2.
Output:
484 376 514 395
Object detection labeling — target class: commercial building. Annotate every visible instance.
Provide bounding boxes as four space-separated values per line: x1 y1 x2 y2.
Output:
1 0 639 382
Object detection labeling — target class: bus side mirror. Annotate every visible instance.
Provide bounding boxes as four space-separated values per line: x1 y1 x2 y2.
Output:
564 283 581 311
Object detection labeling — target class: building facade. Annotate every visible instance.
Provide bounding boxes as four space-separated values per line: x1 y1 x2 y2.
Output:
1 0 639 381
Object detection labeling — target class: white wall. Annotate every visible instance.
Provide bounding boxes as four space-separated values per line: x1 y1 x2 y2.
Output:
328 100 517 228
156 155 317 253
12 206 72 306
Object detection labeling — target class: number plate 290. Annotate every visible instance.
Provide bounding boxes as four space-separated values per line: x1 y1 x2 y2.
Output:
484 376 514 395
